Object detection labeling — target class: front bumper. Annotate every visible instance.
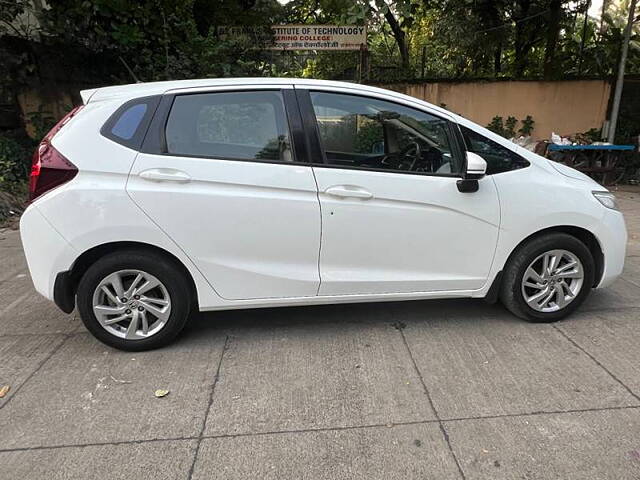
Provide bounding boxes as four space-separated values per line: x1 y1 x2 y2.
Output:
595 208 627 288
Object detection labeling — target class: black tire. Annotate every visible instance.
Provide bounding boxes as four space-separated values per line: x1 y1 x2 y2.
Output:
77 249 193 351
499 233 595 323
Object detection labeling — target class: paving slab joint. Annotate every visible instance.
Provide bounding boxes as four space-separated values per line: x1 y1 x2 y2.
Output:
553 324 640 403
398 328 467 480
186 334 230 480
0 333 71 410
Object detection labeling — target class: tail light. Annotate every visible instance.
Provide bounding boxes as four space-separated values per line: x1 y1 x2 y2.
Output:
29 105 84 202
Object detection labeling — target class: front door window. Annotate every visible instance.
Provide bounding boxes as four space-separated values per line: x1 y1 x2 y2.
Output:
310 92 462 175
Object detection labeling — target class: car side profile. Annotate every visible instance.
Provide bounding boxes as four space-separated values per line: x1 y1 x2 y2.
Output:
20 78 626 351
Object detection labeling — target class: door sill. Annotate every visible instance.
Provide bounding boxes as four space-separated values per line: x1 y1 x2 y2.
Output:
199 288 484 312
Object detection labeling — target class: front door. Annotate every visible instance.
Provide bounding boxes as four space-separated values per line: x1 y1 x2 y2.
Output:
299 88 500 296
127 88 321 300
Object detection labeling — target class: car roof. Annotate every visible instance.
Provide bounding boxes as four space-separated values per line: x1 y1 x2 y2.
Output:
81 77 462 125
81 78 358 103
82 77 415 105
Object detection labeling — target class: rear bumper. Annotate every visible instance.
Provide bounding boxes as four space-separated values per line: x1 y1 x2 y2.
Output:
19 205 77 302
595 209 627 288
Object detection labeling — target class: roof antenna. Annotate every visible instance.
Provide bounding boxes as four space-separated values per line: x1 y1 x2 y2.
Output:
119 56 142 83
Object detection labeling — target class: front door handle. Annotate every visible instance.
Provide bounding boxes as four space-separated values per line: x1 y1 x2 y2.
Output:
139 168 191 183
324 185 373 200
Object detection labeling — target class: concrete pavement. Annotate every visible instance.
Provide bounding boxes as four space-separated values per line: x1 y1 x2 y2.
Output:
1 191 639 479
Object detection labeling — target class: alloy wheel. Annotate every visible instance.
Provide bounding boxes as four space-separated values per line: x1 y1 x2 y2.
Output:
521 249 584 313
92 269 171 340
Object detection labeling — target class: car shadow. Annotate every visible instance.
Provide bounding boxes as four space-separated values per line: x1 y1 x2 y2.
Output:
179 297 512 342
177 276 640 345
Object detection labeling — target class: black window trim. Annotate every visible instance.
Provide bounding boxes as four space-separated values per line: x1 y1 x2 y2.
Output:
295 88 467 179
458 124 531 175
140 88 311 167
101 95 161 150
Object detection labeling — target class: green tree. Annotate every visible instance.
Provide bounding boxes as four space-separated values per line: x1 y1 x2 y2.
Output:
343 0 418 70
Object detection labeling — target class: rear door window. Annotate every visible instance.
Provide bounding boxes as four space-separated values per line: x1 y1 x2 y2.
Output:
165 91 294 162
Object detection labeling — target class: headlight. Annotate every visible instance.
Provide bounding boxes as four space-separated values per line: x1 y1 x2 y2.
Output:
592 191 618 210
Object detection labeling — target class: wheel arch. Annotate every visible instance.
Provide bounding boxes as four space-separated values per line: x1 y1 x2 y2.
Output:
56 241 199 313
504 225 604 287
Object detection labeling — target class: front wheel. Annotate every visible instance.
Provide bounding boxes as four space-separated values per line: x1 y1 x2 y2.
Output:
77 250 192 351
500 233 595 322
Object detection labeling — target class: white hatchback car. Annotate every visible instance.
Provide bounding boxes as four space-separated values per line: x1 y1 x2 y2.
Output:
20 78 626 350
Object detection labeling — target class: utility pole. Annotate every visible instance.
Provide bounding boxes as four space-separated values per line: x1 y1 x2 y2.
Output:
607 0 638 143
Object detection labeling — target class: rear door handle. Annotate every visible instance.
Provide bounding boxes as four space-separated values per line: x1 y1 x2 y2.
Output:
139 168 191 183
324 185 373 200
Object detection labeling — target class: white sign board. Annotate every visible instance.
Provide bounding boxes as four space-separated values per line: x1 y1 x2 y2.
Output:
271 25 367 50
217 25 367 51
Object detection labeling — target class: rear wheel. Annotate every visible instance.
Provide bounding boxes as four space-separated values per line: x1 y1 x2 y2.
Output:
500 233 595 322
77 250 192 351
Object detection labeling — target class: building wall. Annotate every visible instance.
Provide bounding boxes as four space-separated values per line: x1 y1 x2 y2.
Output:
15 79 612 141
17 89 78 138
379 80 611 140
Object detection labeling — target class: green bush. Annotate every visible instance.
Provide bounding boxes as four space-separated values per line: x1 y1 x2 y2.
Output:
504 116 518 138
487 115 535 138
486 116 505 136
0 132 33 195
518 115 535 136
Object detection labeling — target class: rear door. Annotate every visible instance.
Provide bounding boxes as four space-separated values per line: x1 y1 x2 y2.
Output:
126 86 321 300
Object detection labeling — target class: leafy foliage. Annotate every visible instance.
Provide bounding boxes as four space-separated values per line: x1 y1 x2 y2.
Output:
0 132 32 195
2 0 639 84
1 0 287 85
518 115 535 136
504 116 518 139
487 115 536 138
487 116 505 136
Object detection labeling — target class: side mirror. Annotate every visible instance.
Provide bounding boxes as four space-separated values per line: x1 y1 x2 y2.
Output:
465 151 487 178
457 152 487 193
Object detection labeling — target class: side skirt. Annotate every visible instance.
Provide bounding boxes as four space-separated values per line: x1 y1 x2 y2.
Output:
198 287 487 312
